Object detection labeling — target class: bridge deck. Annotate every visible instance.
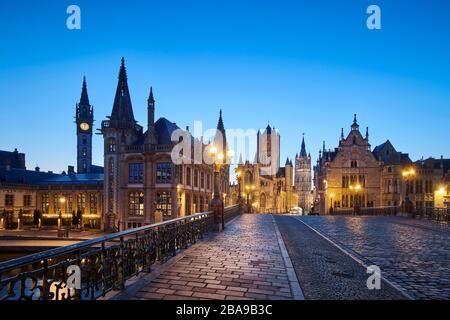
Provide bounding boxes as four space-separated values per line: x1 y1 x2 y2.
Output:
113 214 303 300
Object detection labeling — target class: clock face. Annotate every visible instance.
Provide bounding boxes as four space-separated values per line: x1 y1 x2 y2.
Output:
80 122 90 131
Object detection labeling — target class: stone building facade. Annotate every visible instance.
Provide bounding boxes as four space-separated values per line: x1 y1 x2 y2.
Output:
313 115 449 214
230 126 298 213
101 58 228 231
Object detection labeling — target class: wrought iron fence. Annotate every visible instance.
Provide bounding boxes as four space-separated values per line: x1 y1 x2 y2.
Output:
0 211 213 300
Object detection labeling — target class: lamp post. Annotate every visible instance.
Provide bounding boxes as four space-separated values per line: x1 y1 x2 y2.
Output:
208 145 232 231
236 169 242 212
349 184 361 215
402 168 416 214
244 185 255 213
59 196 69 238
329 193 335 214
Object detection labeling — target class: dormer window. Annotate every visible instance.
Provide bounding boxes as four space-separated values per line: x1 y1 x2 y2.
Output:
350 161 358 168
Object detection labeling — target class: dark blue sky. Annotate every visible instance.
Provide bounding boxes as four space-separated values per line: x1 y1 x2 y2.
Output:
0 0 449 174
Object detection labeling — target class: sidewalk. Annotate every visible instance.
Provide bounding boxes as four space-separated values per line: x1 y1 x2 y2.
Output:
114 214 303 300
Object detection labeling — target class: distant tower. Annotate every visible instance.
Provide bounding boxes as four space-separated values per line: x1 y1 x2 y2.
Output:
295 134 312 212
257 125 281 175
76 76 94 173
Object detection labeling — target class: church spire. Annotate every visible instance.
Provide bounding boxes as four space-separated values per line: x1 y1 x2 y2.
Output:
351 113 359 131
300 133 307 157
214 109 227 154
110 57 136 127
80 76 90 106
147 86 155 132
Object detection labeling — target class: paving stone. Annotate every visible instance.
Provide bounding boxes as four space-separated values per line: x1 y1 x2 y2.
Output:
120 215 296 300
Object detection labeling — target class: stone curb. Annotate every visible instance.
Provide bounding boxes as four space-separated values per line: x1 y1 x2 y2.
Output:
272 215 305 300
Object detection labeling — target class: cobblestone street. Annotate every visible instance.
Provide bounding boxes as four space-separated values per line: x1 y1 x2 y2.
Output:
296 216 450 300
114 214 302 300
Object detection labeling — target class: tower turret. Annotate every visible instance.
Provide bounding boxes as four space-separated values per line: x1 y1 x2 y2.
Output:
76 76 94 173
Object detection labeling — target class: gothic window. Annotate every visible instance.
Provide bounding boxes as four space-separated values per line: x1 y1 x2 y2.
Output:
128 163 144 184
156 163 172 183
108 138 116 152
387 180 392 193
156 192 172 217
82 136 87 145
89 194 97 214
4 194 14 207
82 160 87 170
350 161 358 168
129 192 144 216
82 148 87 157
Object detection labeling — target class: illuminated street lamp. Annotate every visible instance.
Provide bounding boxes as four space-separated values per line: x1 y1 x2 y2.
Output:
59 196 69 238
244 184 255 213
329 193 335 214
349 184 361 215
209 144 232 231
236 169 243 210
401 167 416 214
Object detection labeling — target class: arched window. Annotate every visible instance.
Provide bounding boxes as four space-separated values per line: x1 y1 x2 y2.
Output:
108 138 116 152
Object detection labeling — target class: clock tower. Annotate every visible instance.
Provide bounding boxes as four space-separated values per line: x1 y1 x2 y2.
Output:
76 76 94 174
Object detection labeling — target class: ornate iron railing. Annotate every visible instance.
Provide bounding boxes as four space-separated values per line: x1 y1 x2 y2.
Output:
0 211 213 300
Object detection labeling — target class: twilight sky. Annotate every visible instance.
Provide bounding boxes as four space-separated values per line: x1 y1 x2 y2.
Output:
0 0 449 177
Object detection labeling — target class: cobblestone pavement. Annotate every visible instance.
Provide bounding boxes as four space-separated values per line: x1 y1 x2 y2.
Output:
275 216 405 300
117 214 300 300
297 216 450 300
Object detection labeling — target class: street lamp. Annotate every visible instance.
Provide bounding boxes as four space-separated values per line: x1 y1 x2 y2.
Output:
349 184 361 215
402 167 416 214
208 144 232 231
59 196 69 237
244 185 255 213
330 193 335 214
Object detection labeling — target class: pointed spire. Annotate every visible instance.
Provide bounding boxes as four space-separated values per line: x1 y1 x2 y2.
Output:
215 109 227 153
110 57 135 127
351 114 359 131
285 157 290 166
148 86 154 103
341 128 344 140
365 126 369 140
80 76 90 106
322 141 326 152
300 133 307 157
238 153 243 165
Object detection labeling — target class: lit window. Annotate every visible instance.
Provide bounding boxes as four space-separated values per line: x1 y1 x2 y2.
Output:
129 192 144 216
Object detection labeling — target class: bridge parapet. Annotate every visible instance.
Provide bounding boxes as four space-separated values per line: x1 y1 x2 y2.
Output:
0 208 241 300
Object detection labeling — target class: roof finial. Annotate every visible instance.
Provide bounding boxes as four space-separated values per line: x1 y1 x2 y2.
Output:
366 126 369 139
341 128 344 139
